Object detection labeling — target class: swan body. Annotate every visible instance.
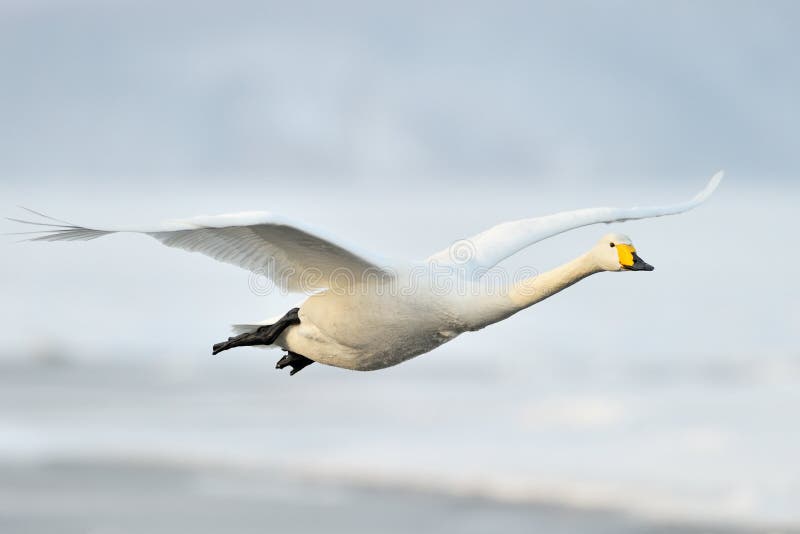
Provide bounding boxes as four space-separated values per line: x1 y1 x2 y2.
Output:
280 232 644 370
11 172 722 373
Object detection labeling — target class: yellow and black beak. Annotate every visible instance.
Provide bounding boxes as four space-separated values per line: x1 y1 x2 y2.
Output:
617 244 655 272
625 251 654 271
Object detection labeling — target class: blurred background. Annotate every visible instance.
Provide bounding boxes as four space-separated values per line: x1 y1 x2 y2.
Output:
2 1 799 532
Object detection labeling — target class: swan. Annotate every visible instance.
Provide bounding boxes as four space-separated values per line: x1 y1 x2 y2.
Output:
10 171 723 375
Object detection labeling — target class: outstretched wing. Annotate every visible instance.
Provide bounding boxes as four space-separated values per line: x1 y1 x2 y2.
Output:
427 171 723 275
10 210 394 293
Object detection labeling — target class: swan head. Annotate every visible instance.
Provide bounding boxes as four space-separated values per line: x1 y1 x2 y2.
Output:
593 233 654 272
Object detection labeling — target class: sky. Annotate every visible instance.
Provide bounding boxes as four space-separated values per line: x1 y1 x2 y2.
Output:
0 1 797 185
2 2 800 527
1 0 798 360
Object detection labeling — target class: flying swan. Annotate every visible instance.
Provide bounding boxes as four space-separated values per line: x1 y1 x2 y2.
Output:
11 172 723 375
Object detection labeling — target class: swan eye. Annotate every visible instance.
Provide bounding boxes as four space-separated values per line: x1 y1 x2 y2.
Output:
609 242 615 247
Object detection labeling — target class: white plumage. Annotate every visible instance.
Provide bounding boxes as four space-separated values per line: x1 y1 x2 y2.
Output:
15 211 393 293
11 172 723 372
427 171 723 276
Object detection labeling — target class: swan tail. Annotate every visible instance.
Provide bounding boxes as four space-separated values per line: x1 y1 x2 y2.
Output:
231 323 265 336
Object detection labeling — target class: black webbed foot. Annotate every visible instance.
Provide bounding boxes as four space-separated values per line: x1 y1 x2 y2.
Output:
212 308 300 355
276 351 315 376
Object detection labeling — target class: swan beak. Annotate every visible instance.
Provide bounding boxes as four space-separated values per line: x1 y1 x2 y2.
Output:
625 252 654 271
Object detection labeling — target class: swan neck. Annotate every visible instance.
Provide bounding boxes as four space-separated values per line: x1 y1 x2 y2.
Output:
510 251 601 310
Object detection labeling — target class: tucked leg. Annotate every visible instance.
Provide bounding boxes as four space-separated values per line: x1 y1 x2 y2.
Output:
212 308 300 355
275 351 315 375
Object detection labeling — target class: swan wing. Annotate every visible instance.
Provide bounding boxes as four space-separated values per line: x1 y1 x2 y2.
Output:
427 171 723 274
11 210 393 292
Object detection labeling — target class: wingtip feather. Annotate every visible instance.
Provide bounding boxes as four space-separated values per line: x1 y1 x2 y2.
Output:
16 206 77 226
7 208 113 242
691 169 724 204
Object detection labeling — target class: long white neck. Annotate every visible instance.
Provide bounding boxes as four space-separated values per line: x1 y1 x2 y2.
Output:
452 251 605 332
508 251 602 311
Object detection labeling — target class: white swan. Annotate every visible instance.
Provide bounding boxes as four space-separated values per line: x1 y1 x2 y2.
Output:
11 171 723 374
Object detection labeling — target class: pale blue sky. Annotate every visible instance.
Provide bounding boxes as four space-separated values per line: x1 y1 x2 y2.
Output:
2 1 798 359
0 0 797 183
3 5 799 525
